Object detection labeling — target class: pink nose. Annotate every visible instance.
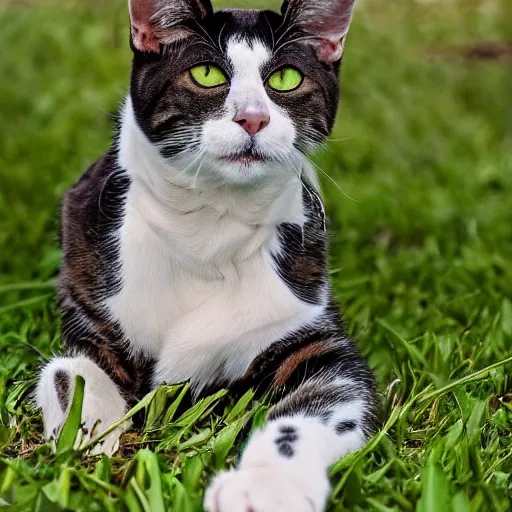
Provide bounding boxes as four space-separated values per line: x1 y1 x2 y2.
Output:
233 108 270 136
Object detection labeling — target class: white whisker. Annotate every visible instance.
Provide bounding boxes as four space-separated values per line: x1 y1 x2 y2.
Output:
308 158 359 203
262 12 275 51
274 21 297 49
193 22 220 52
179 150 206 175
218 21 228 51
275 35 318 54
192 154 206 189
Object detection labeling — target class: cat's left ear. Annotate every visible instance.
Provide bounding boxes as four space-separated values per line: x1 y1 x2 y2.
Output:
281 0 355 63
129 0 213 53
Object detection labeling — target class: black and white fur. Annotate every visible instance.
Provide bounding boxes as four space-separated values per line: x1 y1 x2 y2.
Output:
36 1 380 510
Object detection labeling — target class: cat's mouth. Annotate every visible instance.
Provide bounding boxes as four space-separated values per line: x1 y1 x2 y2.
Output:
219 149 267 167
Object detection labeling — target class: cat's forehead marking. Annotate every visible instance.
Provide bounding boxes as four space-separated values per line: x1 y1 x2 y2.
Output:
226 37 272 79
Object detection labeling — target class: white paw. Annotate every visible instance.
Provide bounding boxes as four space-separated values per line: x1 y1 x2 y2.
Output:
47 410 127 456
204 467 328 512
37 356 129 457
76 424 125 456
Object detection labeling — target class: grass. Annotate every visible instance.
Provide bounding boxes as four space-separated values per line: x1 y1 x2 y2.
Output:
0 0 511 510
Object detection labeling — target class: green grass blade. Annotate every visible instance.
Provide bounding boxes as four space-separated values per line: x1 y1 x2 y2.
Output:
377 319 428 367
0 294 52 315
417 457 452 512
224 390 254 424
0 280 56 294
211 411 253 470
128 479 151 512
79 387 159 452
161 383 190 426
56 375 85 455
419 356 512 404
168 477 193 512
135 450 165 512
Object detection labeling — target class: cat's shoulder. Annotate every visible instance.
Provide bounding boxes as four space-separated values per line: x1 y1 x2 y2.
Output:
61 148 130 252
63 149 129 221
65 149 123 203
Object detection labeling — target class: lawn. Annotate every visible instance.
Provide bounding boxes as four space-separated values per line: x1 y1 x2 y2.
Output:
0 0 511 510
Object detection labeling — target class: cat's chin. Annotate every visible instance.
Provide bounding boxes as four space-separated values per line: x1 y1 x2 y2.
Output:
217 161 269 184
210 155 286 185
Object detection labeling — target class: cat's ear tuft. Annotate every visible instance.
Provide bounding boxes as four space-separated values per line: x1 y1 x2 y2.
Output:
129 0 213 53
281 0 355 63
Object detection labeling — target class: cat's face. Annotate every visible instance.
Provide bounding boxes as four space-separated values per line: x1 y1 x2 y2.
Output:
129 0 354 185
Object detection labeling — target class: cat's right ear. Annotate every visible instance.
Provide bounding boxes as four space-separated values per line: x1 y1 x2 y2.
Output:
280 0 355 63
129 0 213 53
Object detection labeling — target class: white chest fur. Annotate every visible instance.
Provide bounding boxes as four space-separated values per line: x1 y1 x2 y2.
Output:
107 203 322 392
106 102 325 393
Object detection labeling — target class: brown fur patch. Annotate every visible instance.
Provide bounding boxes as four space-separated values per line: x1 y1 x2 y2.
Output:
272 341 331 388
98 344 133 386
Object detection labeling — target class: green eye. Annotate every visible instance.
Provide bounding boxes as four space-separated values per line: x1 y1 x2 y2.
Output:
190 64 228 88
268 67 303 92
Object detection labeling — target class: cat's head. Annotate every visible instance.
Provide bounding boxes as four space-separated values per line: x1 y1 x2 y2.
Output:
127 0 355 185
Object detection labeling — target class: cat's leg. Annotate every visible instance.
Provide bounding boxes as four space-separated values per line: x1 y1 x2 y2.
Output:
36 355 130 455
37 284 155 455
205 333 379 512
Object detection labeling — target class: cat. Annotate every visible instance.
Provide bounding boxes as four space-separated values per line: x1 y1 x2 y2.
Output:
36 0 380 510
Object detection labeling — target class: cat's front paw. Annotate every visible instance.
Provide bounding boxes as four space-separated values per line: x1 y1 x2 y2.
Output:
78 425 125 456
204 466 329 512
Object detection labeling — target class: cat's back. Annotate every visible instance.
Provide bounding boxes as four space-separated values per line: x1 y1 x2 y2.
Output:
60 149 130 302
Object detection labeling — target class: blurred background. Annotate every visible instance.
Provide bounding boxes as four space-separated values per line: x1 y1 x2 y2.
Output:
0 0 511 509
